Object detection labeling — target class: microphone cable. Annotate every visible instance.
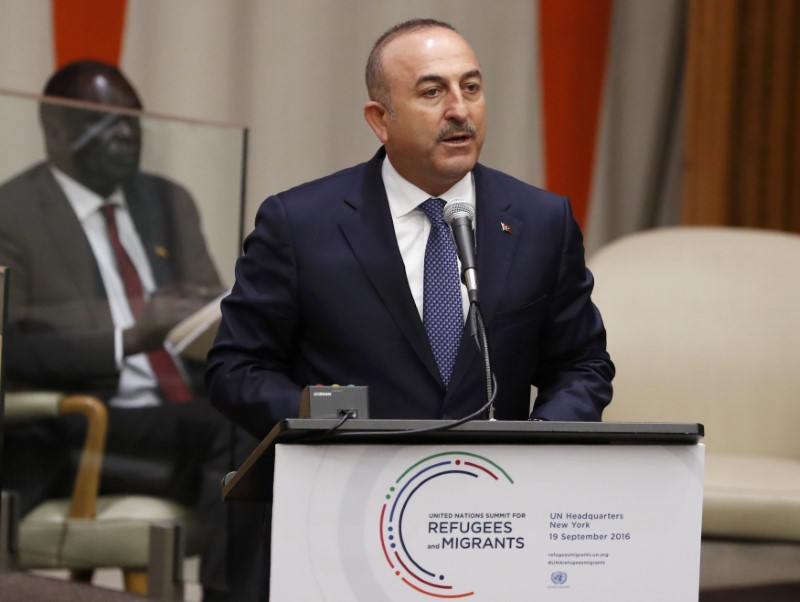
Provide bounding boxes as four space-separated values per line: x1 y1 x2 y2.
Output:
308 302 497 440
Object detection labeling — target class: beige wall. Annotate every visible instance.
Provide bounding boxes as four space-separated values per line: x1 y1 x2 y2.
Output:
120 1 545 229
0 0 685 269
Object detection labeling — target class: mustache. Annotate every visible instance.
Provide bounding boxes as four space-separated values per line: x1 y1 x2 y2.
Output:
436 121 477 142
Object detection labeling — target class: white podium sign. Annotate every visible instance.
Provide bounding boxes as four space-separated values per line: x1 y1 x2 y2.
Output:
270 443 704 601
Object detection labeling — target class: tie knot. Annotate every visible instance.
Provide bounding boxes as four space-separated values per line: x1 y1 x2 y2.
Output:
418 197 447 227
99 202 117 222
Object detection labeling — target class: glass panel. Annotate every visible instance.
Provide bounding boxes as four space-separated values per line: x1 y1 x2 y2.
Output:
0 90 255 597
0 90 245 287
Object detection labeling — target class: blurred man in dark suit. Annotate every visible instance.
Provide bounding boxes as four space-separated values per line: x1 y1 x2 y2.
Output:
0 61 262 600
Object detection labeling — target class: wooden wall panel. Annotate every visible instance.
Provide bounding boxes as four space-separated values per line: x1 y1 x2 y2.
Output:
682 0 800 233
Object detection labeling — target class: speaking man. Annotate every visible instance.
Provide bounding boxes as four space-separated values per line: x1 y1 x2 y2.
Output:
207 19 614 440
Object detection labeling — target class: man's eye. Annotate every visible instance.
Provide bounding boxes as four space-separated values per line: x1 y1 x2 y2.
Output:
423 88 440 97
464 83 481 94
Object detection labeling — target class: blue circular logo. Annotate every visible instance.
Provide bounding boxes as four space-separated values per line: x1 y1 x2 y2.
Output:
551 571 568 585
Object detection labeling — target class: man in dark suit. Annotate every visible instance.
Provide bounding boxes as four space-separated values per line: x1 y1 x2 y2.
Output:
0 61 261 600
207 18 614 441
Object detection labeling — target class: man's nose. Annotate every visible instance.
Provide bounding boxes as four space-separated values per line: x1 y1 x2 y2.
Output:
444 91 469 121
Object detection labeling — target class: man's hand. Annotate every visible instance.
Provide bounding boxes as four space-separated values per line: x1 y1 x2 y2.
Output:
122 283 224 356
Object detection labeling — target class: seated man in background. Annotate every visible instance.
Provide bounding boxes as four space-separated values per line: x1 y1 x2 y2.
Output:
0 61 261 600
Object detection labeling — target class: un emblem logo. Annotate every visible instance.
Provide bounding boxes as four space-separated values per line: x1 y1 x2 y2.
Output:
551 571 568 585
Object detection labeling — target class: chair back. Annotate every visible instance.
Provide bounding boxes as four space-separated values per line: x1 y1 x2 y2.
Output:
588 226 800 457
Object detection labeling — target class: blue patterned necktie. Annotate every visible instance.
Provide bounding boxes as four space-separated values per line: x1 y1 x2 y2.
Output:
418 197 463 386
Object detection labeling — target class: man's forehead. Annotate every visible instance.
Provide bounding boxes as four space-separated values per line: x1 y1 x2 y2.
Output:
383 28 480 87
382 27 480 76
73 72 142 109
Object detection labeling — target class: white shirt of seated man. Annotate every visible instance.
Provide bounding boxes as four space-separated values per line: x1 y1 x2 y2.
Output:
52 166 162 408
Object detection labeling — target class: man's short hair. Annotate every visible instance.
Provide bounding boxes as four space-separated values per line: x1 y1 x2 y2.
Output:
43 60 130 99
365 18 458 116
39 60 140 124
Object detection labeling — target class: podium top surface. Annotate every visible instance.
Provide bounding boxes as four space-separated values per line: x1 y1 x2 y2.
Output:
222 419 703 501
264 418 703 444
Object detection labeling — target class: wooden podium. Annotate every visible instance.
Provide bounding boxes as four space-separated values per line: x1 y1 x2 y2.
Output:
224 420 704 601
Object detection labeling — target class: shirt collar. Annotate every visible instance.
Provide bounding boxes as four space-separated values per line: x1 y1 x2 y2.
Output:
381 155 476 218
50 165 126 221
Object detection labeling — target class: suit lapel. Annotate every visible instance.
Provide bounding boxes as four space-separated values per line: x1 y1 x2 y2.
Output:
338 152 442 385
472 164 521 326
125 176 174 287
445 164 521 399
35 166 113 326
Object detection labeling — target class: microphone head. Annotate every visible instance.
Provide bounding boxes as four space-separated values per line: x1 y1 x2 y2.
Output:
443 198 475 225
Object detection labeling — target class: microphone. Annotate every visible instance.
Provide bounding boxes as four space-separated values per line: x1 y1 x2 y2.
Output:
445 199 496 421
443 199 478 304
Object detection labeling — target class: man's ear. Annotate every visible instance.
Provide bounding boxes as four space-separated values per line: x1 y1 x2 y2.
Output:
41 117 68 145
363 101 389 143
40 116 72 163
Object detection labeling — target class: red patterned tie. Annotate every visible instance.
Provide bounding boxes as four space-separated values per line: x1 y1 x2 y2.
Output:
100 203 192 403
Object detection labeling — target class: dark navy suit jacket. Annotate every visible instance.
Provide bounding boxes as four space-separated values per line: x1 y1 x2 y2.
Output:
0 162 220 395
207 148 614 439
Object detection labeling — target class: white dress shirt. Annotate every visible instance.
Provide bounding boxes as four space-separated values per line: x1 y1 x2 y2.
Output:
381 157 474 321
51 167 162 408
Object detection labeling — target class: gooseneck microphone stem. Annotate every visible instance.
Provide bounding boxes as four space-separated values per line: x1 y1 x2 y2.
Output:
468 302 495 420
443 199 496 421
